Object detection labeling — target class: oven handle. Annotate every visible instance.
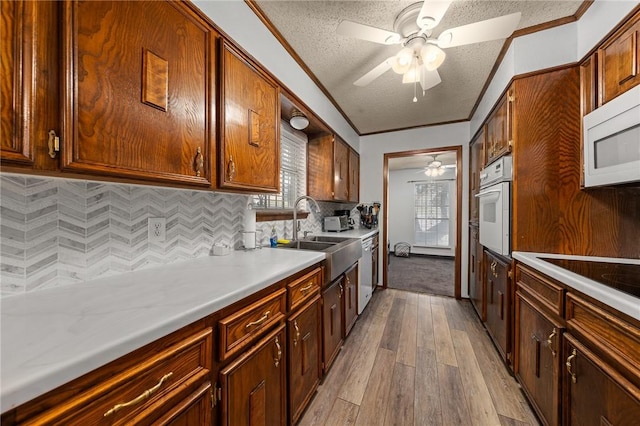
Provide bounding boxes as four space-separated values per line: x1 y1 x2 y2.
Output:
474 188 502 198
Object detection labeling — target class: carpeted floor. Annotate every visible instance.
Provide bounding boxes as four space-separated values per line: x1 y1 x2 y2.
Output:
387 254 455 297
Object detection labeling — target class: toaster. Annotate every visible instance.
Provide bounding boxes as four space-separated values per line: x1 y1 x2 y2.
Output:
324 216 349 232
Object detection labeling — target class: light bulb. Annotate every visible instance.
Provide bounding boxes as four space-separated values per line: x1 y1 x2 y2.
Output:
425 168 432 176
438 167 445 176
392 47 413 74
420 44 446 71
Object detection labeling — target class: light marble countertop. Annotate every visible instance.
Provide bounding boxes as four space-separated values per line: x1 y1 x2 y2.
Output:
312 228 379 240
0 248 325 413
513 252 640 321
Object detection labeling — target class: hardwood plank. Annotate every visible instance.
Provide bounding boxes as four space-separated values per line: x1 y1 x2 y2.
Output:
500 414 536 426
464 318 537 424
431 304 458 367
443 297 468 331
373 288 395 318
323 398 359 425
384 363 415 426
415 348 442 425
430 294 445 305
338 301 389 405
379 297 406 352
396 292 418 366
437 363 472 425
417 294 435 351
354 348 396 426
450 329 502 425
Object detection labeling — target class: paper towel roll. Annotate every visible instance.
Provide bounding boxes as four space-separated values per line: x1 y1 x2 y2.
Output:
244 207 256 232
243 231 256 249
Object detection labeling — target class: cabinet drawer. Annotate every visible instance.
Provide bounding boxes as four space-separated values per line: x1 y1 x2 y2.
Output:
288 267 322 311
24 328 212 425
516 265 564 317
219 288 286 361
565 293 640 385
372 234 379 247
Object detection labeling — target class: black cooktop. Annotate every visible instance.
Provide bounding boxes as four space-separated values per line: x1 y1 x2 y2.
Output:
541 258 640 299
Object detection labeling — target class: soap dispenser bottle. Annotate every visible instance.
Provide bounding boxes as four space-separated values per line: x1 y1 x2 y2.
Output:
270 226 278 247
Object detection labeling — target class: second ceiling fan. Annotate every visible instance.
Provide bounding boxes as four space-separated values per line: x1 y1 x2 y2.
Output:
337 1 521 99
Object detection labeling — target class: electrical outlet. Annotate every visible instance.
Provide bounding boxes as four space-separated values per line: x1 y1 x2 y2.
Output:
148 218 166 242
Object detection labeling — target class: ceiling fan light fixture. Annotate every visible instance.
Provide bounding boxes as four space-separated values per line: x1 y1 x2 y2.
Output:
391 47 414 74
420 44 446 71
289 111 309 130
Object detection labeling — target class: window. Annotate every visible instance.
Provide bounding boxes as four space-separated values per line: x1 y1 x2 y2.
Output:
414 181 451 248
254 121 307 209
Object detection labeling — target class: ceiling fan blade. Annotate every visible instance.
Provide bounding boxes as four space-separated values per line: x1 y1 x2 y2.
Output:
354 57 394 86
437 12 521 49
337 20 402 45
417 0 452 30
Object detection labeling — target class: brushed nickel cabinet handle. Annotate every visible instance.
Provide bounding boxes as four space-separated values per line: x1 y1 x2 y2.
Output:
48 130 59 159
293 320 300 347
300 282 314 294
104 372 173 417
547 328 558 357
274 336 282 367
566 348 577 383
245 310 270 328
194 146 204 177
227 155 236 181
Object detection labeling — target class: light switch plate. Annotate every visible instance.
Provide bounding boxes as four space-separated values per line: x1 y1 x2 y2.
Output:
148 218 166 242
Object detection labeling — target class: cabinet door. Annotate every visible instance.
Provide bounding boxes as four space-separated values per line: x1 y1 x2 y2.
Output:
563 333 640 426
1 0 60 170
485 92 513 165
468 227 485 321
322 278 343 374
61 1 214 186
485 250 511 362
598 13 640 105
288 296 321 425
220 324 286 426
307 134 334 201
469 129 484 223
515 290 563 426
372 244 379 288
348 149 359 202
219 41 279 192
343 263 358 338
333 137 349 201
154 382 212 426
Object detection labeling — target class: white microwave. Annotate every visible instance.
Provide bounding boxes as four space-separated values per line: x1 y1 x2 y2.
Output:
583 85 640 188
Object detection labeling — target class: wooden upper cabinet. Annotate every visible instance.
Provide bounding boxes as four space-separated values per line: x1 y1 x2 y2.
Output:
348 148 360 203
61 1 216 186
580 54 597 118
484 89 513 166
598 11 640 106
307 134 334 201
469 128 484 224
307 134 356 202
333 137 349 201
1 0 60 170
219 41 280 192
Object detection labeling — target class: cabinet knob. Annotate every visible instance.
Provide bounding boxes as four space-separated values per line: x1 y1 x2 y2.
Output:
194 147 204 177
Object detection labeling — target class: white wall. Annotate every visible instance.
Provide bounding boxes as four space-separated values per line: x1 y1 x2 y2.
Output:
192 0 360 150
388 168 457 257
360 122 470 296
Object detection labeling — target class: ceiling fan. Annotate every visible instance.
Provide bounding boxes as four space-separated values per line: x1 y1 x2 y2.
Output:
337 1 521 100
416 154 456 176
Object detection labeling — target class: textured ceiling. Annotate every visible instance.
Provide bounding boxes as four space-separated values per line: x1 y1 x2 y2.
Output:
253 0 585 135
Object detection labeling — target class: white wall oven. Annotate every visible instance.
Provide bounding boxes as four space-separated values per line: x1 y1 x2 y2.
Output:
583 84 640 188
476 156 512 256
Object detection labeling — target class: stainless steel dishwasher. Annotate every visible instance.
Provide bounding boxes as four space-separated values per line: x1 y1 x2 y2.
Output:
358 237 373 314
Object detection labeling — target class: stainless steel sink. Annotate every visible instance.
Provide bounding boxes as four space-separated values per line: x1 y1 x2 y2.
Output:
278 236 362 282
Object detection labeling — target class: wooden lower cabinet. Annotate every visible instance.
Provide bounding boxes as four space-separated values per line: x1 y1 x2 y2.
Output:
484 250 511 363
288 296 322 425
219 324 286 426
155 382 212 425
468 226 485 320
515 289 564 426
563 333 640 426
343 263 358 338
322 277 344 374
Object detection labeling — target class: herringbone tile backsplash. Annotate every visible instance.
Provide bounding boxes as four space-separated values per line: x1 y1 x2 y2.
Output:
0 174 361 297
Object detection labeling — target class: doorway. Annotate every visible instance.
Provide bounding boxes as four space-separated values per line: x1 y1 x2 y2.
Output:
382 146 462 298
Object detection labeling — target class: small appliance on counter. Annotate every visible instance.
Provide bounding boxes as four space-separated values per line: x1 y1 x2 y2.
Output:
324 215 350 232
357 202 380 229
334 209 355 229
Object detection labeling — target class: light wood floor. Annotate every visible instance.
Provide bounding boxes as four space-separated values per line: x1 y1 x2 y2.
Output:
299 289 540 426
